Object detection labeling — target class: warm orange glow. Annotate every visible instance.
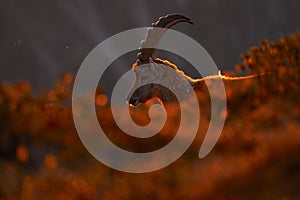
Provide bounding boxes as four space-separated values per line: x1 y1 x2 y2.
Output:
47 90 56 101
220 108 229 120
71 179 88 194
269 47 278 55
96 94 108 106
16 145 29 163
247 57 254 64
16 82 31 94
60 73 74 84
44 154 58 170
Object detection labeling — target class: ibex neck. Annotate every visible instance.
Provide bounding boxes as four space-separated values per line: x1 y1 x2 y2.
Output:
152 63 195 103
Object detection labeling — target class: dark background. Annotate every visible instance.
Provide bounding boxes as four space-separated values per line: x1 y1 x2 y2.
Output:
1 0 300 92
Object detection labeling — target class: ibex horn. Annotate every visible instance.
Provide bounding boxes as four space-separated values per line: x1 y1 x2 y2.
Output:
137 14 193 64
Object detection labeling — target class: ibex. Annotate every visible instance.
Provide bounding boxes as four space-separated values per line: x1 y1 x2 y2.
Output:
126 14 263 107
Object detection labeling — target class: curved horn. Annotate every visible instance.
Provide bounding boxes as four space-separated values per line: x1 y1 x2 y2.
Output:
137 14 193 64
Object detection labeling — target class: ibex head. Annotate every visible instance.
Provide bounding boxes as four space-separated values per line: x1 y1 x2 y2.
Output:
126 14 194 106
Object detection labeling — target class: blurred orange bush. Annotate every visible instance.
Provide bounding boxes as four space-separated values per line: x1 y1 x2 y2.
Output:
0 33 300 199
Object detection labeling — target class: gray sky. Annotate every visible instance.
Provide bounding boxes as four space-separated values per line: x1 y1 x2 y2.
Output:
1 0 300 92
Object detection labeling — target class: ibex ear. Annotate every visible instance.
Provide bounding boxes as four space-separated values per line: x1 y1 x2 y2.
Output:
149 57 156 70
149 58 164 79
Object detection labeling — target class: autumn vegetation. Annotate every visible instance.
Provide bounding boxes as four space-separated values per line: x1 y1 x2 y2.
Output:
1 33 300 199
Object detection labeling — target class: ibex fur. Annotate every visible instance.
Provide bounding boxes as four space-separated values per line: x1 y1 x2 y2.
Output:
126 14 265 106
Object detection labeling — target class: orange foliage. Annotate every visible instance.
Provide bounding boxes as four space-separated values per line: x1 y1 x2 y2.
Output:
0 33 300 199
16 145 29 163
96 94 108 106
44 154 58 170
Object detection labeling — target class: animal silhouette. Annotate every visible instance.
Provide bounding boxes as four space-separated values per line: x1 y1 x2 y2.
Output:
127 14 266 106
